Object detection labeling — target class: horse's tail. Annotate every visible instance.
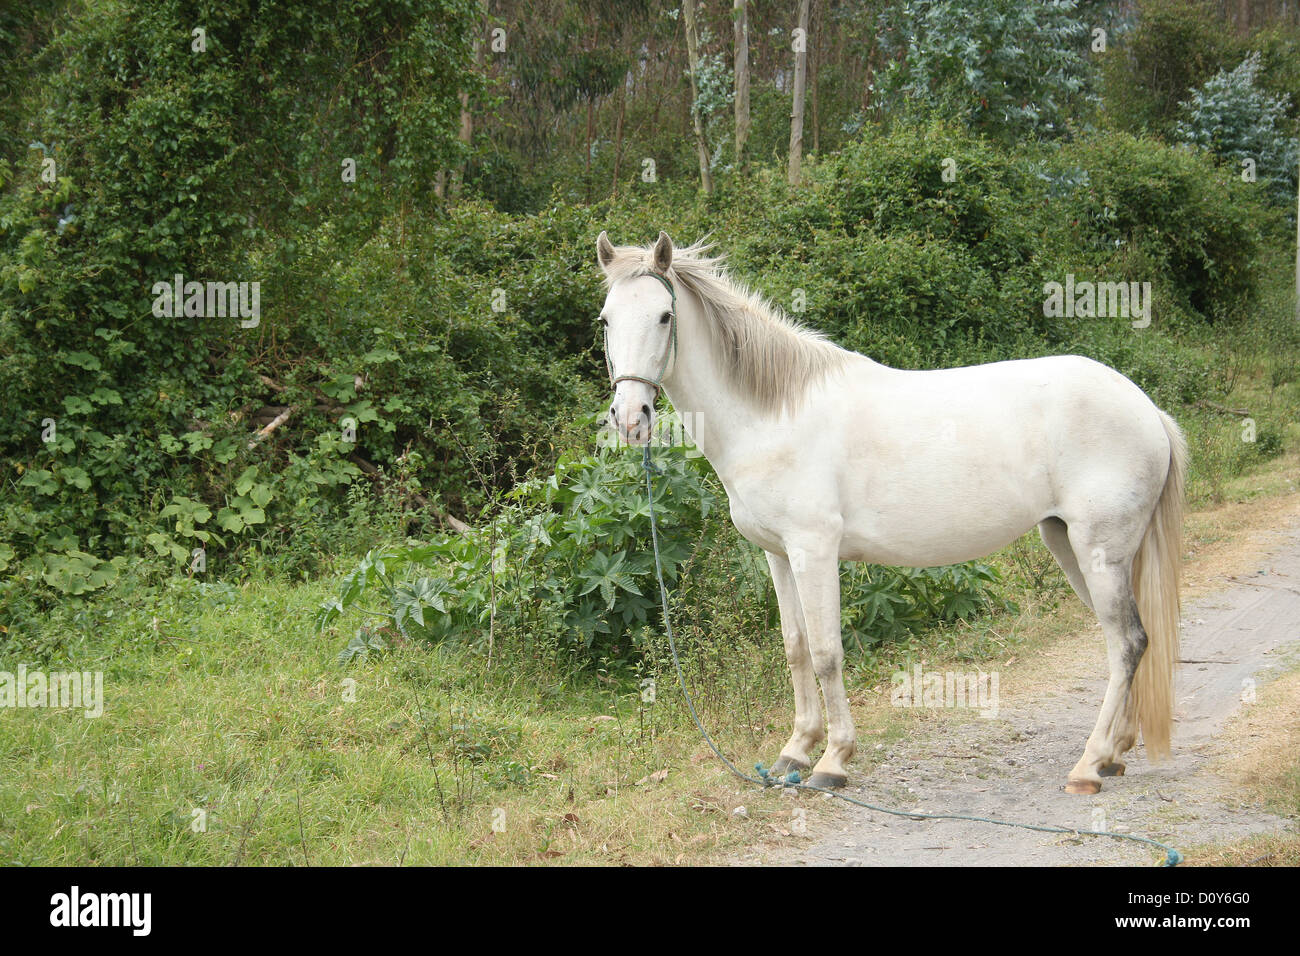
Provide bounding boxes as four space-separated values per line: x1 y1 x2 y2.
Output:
1130 409 1187 760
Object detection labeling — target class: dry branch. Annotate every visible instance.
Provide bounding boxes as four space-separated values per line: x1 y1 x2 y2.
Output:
349 455 473 534
1194 399 1250 417
247 405 295 448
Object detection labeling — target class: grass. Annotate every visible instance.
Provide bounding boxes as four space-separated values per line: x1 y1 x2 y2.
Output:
1182 664 1300 867
0 518 1048 865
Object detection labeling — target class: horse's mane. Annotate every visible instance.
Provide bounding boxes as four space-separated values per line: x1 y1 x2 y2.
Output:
601 238 850 415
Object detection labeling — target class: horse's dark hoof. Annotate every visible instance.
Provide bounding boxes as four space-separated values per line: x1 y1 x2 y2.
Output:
1099 762 1126 777
806 772 848 790
771 755 810 776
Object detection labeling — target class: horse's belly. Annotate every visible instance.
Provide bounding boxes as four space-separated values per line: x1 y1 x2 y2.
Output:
837 477 1047 566
838 518 1032 566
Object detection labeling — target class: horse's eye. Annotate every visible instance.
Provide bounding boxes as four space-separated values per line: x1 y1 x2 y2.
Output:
659 312 672 325
599 315 608 326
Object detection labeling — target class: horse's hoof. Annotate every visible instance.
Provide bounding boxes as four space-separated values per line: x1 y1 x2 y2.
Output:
771 755 810 776
806 772 848 790
1064 778 1102 795
1099 762 1126 777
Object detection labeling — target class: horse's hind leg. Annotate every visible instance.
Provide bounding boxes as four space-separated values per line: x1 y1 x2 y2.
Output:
766 552 824 776
1038 517 1094 612
1041 518 1136 775
1064 539 1146 794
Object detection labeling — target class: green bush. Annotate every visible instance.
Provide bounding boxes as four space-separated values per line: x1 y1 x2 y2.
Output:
318 419 717 665
0 0 482 601
873 0 1094 143
1174 52 1299 210
1048 132 1267 321
1100 0 1232 135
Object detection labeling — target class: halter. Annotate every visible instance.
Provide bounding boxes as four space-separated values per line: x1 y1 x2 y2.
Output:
604 271 678 396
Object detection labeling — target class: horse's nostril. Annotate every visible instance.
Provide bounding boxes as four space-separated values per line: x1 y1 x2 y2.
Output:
641 404 652 421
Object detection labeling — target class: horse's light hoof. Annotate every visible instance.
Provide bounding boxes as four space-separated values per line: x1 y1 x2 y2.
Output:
1064 778 1102 795
806 772 848 790
1099 762 1126 777
771 755 810 776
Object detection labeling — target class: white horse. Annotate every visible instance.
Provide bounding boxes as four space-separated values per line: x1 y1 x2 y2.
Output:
597 231 1186 794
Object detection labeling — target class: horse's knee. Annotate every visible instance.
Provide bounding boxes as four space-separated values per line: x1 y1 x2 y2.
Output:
782 629 809 667
811 652 843 682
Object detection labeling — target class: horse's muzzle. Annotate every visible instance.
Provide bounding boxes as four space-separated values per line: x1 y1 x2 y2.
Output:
610 397 654 446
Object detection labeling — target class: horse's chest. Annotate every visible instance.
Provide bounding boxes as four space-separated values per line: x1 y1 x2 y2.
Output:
724 484 791 554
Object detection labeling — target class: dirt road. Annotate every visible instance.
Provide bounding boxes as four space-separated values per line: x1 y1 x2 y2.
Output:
740 513 1300 866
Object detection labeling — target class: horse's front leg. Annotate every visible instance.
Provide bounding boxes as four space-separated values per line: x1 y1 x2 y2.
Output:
766 551 823 776
788 542 855 789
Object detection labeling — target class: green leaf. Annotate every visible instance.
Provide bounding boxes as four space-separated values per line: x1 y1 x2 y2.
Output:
216 507 244 533
182 431 213 454
19 469 58 495
61 351 101 371
235 466 258 496
63 395 93 415
60 466 91 490
249 482 273 509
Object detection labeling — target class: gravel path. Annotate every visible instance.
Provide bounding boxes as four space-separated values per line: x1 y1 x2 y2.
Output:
740 519 1300 866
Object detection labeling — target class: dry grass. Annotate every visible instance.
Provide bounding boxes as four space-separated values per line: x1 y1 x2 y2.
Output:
1182 668 1300 866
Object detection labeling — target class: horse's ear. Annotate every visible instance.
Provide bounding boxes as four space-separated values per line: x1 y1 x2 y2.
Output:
596 231 616 271
652 231 673 273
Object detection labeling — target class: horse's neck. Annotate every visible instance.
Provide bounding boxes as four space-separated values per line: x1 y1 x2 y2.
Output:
661 296 763 469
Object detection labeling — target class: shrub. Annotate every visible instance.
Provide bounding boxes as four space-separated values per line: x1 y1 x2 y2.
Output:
1100 0 1232 135
1048 132 1267 321
873 0 1095 143
1174 52 1299 210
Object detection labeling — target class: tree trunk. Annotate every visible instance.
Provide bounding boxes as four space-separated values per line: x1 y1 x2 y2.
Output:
734 0 751 169
683 0 714 194
585 97 594 203
450 0 487 200
810 0 820 155
450 89 471 199
788 0 811 185
612 72 628 198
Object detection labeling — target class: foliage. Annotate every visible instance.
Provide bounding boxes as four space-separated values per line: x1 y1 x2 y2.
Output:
873 0 1095 143
1174 52 1300 210
841 561 1013 652
1049 132 1269 322
0 0 483 605
317 421 714 664
1099 0 1232 135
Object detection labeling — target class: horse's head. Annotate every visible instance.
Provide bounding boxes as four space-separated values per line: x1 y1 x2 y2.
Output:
596 230 678 445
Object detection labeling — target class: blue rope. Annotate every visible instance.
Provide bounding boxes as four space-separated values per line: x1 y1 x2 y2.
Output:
639 443 1183 867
